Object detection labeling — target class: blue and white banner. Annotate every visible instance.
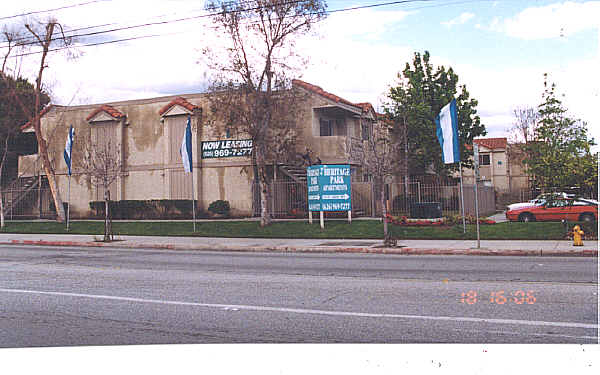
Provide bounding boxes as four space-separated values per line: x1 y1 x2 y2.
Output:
435 99 460 164
63 125 74 175
180 116 193 173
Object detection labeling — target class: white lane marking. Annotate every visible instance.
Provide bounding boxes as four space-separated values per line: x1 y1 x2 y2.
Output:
451 328 598 341
1 287 597 330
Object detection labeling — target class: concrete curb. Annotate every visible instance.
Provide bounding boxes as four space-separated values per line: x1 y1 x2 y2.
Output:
3 239 597 257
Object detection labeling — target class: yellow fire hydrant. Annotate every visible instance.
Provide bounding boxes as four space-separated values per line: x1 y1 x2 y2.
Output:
572 225 584 246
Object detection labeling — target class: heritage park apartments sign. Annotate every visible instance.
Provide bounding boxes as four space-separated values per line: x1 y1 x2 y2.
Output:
307 164 352 228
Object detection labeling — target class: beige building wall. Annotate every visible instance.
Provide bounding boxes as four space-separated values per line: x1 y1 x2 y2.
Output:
461 141 530 194
18 82 375 218
19 94 256 217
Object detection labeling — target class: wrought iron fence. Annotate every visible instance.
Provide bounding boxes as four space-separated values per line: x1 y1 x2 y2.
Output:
2 179 498 220
1 187 55 219
267 180 496 218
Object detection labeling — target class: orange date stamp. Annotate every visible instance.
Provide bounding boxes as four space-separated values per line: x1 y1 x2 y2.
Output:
460 290 536 305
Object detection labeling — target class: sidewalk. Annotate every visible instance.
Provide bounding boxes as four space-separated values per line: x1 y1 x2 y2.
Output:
1 233 597 256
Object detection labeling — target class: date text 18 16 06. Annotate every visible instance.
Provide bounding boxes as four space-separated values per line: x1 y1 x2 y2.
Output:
460 290 536 305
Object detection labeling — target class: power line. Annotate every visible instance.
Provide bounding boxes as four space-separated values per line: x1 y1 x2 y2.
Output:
1 0 307 50
12 30 189 58
2 0 493 58
0 0 113 21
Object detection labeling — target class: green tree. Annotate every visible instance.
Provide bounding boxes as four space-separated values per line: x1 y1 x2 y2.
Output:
524 74 597 194
385 51 486 178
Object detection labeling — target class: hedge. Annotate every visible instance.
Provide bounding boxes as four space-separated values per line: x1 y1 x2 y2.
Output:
89 199 202 219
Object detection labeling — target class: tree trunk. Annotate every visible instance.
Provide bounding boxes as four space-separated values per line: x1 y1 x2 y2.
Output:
31 22 66 223
103 189 112 242
37 136 66 222
0 166 4 229
379 180 388 238
0 192 4 228
0 137 7 228
255 145 272 227
377 178 394 246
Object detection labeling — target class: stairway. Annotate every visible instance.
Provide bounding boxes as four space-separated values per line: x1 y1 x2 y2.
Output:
278 164 307 184
1 175 46 215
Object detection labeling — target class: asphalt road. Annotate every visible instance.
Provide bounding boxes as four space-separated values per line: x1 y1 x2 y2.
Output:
0 244 597 346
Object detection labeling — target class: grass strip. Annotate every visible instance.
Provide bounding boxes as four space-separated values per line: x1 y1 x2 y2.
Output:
0 220 576 240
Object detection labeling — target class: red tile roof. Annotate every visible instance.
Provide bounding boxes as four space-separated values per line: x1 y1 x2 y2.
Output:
85 104 125 122
354 102 377 115
473 137 507 150
20 105 54 130
292 79 363 111
158 96 199 116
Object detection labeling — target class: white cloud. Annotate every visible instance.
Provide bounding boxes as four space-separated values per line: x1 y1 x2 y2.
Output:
489 1 600 40
317 7 412 41
5 0 598 152
441 12 475 28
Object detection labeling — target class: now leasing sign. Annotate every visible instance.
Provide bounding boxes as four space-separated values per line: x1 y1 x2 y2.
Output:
201 139 253 159
307 164 352 212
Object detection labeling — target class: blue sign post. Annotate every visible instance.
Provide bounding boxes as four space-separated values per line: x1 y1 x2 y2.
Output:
307 164 352 228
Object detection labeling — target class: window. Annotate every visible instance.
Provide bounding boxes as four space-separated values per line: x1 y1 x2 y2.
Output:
89 121 119 201
336 118 347 136
320 119 333 136
479 154 490 166
361 122 370 141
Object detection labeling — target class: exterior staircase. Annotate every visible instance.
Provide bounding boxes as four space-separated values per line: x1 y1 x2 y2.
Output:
1 175 46 217
277 164 307 183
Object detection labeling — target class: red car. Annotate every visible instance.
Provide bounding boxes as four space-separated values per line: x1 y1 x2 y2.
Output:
506 198 598 222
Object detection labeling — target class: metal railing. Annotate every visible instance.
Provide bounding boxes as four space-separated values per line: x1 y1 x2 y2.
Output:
267 180 496 218
1 186 54 219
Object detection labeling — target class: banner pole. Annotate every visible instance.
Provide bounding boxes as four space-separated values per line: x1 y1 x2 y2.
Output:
191 164 196 232
67 174 71 231
459 162 466 233
474 179 480 249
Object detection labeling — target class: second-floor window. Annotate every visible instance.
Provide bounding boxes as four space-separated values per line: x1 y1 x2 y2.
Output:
361 122 371 141
479 154 490 166
320 119 333 136
320 118 346 136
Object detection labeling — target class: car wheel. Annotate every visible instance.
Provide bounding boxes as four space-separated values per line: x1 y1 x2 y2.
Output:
519 213 535 222
579 213 596 223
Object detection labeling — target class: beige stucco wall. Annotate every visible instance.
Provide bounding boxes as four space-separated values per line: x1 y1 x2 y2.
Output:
18 86 373 218
18 94 256 217
461 143 530 193
297 90 364 164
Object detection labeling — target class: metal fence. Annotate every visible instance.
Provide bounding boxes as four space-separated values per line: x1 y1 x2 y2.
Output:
1 187 55 219
2 180 497 220
268 180 496 218
387 181 495 217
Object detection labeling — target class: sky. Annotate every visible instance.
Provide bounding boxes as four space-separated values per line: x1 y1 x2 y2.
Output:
1 0 599 147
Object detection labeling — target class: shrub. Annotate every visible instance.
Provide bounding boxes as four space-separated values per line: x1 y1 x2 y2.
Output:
208 200 230 216
89 199 198 219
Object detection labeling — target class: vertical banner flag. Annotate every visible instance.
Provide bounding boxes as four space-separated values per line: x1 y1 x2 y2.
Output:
180 116 193 173
435 99 460 164
63 125 74 175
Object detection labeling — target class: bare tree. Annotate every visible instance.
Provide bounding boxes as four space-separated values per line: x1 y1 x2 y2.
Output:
509 107 538 144
0 18 78 223
81 138 122 241
507 107 539 187
361 117 403 245
203 0 327 226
